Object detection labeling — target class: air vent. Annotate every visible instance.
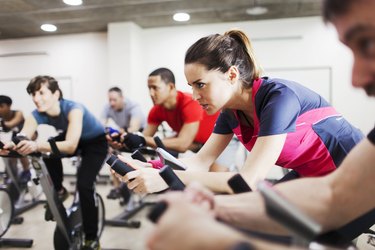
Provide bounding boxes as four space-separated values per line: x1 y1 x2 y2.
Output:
0 52 48 57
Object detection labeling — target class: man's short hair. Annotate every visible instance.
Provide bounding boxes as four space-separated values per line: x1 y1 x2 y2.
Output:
149 68 176 85
0 95 12 106
322 0 356 23
108 87 123 96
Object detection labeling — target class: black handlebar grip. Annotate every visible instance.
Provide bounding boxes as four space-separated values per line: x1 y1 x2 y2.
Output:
0 141 4 149
48 137 61 156
231 242 256 250
228 174 252 193
131 150 147 162
12 135 29 145
106 154 135 176
147 165 185 223
147 202 168 224
159 165 185 191
153 136 165 149
154 136 179 158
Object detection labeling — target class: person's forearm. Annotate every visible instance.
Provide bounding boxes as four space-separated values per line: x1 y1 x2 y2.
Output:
4 120 19 129
215 192 289 235
36 140 78 155
176 171 235 193
214 176 333 235
144 136 157 148
144 135 193 153
160 137 194 153
128 118 142 133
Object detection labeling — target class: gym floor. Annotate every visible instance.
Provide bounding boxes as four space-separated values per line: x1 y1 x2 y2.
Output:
2 160 375 250
1 163 156 250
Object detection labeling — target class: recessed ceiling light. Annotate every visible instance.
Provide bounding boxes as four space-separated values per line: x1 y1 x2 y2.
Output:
246 6 268 15
41 24 57 32
173 12 190 22
63 0 82 6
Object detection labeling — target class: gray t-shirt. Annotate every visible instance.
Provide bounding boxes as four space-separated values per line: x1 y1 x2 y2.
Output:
101 98 146 131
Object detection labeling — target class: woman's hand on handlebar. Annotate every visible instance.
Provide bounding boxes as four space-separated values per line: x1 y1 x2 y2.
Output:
15 140 38 155
114 155 168 194
0 147 10 156
0 141 15 156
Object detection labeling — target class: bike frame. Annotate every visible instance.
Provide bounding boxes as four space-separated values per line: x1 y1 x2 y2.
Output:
29 155 75 247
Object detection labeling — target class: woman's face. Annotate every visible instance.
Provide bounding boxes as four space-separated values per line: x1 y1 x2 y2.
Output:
31 84 59 113
185 63 233 114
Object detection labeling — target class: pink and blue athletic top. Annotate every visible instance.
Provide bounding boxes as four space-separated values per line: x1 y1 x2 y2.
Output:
213 77 364 177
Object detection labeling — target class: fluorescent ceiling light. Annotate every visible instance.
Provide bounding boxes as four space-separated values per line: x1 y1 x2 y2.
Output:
173 12 190 22
41 24 57 32
246 6 268 15
63 0 82 6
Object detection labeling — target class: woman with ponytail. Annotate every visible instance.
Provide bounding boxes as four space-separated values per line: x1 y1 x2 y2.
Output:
117 29 363 194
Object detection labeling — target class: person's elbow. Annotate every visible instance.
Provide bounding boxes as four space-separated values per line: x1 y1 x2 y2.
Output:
64 143 79 155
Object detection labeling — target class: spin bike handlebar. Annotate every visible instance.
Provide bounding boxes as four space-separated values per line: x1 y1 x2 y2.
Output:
1 135 75 159
106 154 186 223
0 136 41 158
147 165 185 223
153 136 179 158
227 174 252 193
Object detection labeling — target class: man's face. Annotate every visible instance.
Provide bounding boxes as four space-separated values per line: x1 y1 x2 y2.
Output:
0 103 11 118
333 0 375 96
147 75 172 105
108 91 123 111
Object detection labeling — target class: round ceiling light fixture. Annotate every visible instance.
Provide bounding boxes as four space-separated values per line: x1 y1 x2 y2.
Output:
246 6 268 15
173 12 190 22
41 24 57 32
63 0 83 6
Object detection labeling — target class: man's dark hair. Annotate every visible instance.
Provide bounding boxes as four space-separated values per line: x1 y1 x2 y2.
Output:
27 75 63 100
322 0 355 23
108 86 123 96
0 95 12 106
149 68 175 85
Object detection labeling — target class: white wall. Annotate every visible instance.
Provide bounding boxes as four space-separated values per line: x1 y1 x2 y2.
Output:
0 32 108 118
0 16 373 134
109 17 374 133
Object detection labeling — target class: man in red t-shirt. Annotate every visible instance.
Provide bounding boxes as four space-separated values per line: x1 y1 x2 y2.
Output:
115 67 219 153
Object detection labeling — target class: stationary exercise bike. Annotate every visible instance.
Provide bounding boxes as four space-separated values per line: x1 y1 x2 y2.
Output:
0 129 43 219
0 140 36 248
104 134 182 228
104 147 156 229
10 136 105 250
